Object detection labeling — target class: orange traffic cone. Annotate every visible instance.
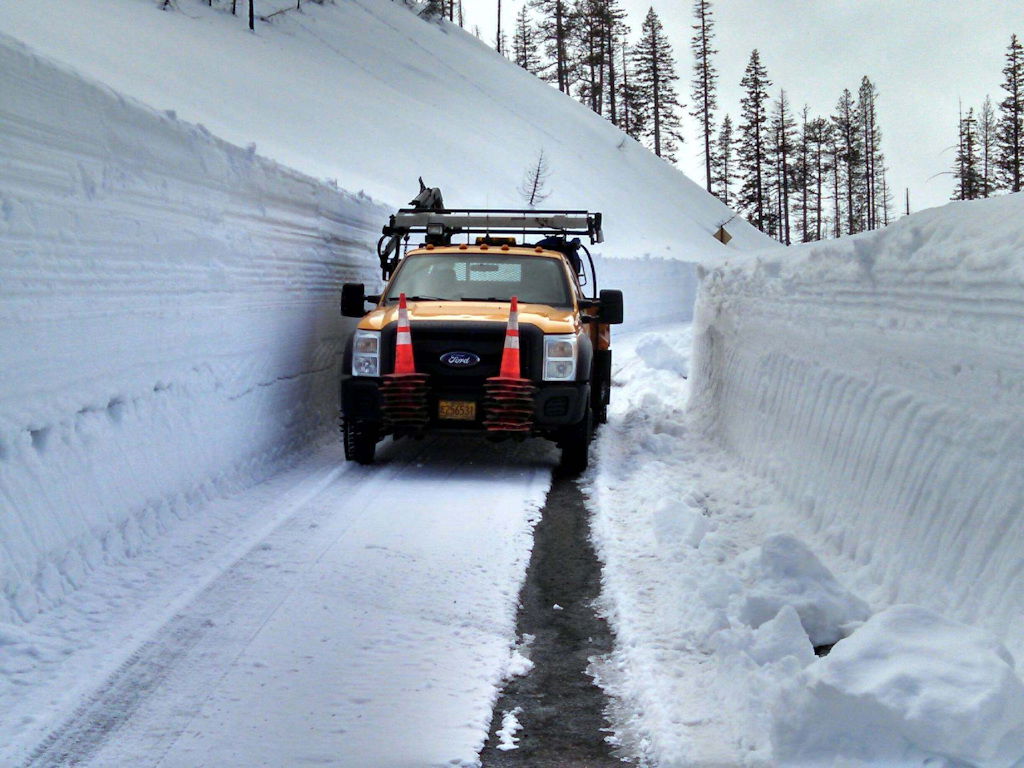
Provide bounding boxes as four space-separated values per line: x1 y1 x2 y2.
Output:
380 292 429 428
394 292 416 375
483 296 536 434
497 296 522 379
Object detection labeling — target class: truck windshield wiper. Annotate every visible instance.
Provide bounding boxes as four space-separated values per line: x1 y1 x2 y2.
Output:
393 295 448 302
461 297 507 302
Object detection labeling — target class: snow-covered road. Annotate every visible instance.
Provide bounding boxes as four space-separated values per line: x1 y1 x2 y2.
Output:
11 437 553 767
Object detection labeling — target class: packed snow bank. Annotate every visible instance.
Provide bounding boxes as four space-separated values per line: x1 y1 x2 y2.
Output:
0 0 771 260
588 325 1024 767
689 194 1024 659
0 35 385 623
776 605 1024 767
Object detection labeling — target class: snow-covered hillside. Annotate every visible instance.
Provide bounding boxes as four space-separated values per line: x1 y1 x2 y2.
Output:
0 0 769 259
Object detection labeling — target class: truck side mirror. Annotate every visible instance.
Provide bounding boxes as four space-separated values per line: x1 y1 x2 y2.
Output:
598 289 624 324
341 283 366 317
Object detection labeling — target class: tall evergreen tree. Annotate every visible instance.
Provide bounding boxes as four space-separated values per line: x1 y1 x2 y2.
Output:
803 115 833 241
979 95 997 197
602 0 629 125
690 0 718 193
713 113 734 205
828 128 843 237
736 49 772 231
513 5 542 74
617 40 647 140
633 7 683 160
769 89 797 243
572 0 611 114
857 77 881 229
997 33 1023 192
794 106 812 242
832 88 864 235
953 106 983 200
530 0 572 93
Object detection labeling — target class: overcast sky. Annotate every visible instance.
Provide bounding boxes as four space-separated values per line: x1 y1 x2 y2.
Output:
462 0 1023 216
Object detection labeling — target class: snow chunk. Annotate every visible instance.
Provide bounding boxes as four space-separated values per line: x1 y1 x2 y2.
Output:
496 707 524 751
774 605 1024 767
636 334 690 377
748 605 816 668
737 534 870 647
651 497 710 552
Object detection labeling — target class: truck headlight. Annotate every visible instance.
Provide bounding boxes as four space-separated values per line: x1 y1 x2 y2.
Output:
352 330 381 377
543 334 577 381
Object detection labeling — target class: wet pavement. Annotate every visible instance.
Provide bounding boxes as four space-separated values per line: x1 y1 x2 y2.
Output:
479 474 631 767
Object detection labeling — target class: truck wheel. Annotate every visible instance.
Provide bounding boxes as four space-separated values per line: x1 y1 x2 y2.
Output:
593 378 609 425
559 403 593 475
344 419 378 465
592 350 611 425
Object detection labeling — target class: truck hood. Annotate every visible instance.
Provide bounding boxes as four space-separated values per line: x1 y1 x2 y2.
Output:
358 301 578 334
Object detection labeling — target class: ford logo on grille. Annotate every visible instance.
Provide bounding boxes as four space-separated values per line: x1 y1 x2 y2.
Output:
440 351 480 368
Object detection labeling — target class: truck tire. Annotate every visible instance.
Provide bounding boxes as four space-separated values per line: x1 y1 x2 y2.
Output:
344 419 378 465
592 350 611 425
559 402 593 475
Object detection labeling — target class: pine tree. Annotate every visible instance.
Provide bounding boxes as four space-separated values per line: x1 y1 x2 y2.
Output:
856 77 886 230
979 96 997 197
997 33 1024 192
803 115 833 241
828 128 843 237
953 106 983 200
513 6 542 74
573 0 608 114
617 40 647 140
713 113 734 205
736 49 772 231
633 7 683 160
530 0 573 93
602 1 629 124
769 89 797 243
690 0 718 193
794 106 812 242
832 88 864 235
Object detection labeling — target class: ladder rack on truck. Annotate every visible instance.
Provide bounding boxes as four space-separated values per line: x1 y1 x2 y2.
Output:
377 208 603 279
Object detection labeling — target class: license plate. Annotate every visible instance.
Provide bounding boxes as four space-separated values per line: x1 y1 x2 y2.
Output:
438 400 476 421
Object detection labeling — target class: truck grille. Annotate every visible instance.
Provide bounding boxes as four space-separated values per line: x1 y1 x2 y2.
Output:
381 320 541 381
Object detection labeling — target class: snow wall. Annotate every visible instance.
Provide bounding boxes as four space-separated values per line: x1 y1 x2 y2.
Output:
689 195 1024 657
0 36 388 623
0 35 696 624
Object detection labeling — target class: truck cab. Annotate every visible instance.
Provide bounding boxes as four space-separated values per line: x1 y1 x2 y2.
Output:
340 209 623 473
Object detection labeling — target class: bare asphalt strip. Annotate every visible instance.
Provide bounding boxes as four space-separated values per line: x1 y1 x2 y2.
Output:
479 474 632 767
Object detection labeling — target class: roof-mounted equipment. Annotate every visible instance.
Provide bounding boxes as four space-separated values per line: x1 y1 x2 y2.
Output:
376 208 604 279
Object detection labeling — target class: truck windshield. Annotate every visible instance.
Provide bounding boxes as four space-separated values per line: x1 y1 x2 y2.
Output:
384 253 573 307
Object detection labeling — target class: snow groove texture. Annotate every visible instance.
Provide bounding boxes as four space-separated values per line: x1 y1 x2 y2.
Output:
0 35 387 624
689 195 1024 659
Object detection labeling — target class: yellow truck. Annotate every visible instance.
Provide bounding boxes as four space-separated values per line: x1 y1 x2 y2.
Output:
340 208 623 473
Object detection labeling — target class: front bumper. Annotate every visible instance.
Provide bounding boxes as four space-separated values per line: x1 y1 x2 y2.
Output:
341 376 589 430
